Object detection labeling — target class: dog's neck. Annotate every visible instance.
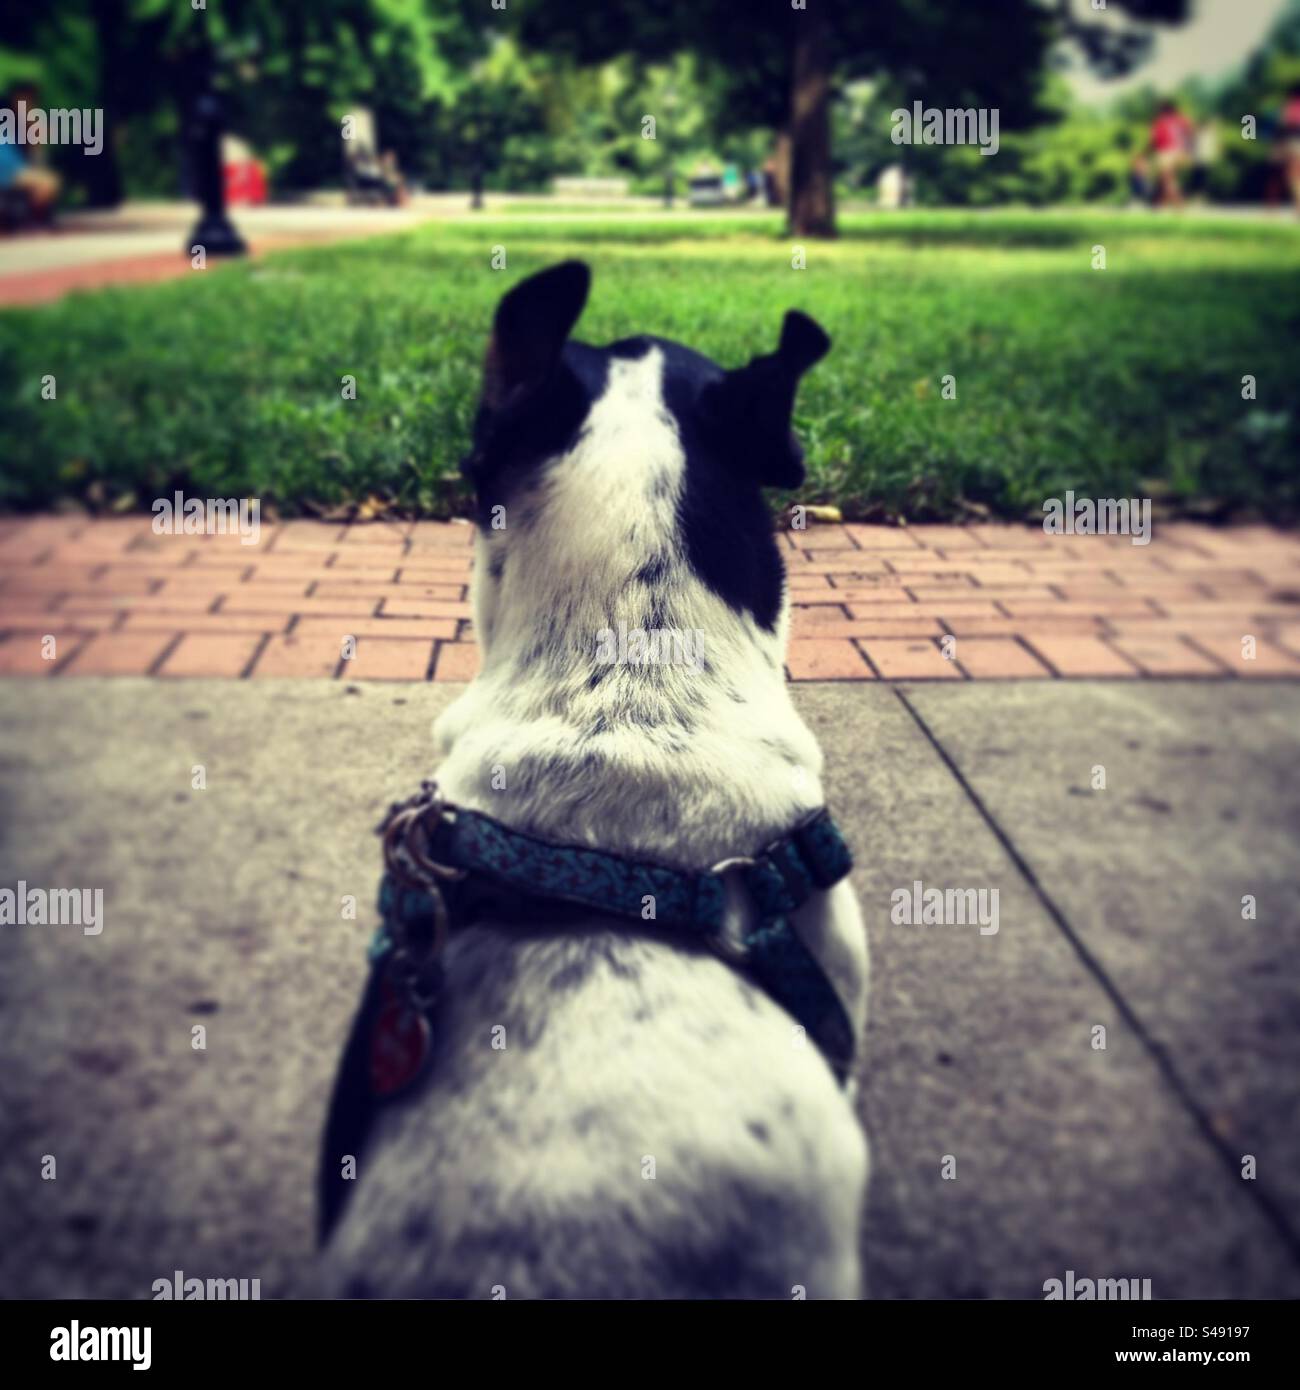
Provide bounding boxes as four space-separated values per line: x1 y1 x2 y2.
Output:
433 349 826 869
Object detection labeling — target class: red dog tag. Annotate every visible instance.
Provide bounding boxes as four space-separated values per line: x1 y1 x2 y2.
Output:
369 993 433 1097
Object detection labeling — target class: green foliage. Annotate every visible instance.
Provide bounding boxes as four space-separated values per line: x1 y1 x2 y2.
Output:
880 0 1300 207
2 0 1202 208
1 211 1296 521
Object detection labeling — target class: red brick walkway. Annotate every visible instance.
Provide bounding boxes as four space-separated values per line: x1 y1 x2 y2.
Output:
0 250 215 308
1 514 1298 680
0 229 412 308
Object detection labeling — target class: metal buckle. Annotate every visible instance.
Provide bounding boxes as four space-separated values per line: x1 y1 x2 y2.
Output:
378 781 467 979
707 855 757 965
709 855 757 875
379 781 467 886
706 816 818 964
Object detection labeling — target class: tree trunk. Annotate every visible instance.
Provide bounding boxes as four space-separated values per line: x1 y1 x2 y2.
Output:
789 5 836 238
772 128 792 206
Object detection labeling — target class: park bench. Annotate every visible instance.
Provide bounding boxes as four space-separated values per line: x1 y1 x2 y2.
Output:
551 177 629 198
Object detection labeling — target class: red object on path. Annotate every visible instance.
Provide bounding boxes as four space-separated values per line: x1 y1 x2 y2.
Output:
224 160 268 206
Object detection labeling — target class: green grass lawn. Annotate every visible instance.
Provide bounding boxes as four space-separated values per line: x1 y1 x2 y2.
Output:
2 209 1298 521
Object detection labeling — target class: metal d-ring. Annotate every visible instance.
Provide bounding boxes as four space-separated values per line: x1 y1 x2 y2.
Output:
380 783 466 887
379 782 466 974
707 855 757 965
404 809 469 885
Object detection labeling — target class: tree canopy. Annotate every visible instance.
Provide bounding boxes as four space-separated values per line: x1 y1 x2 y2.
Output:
3 0 1258 223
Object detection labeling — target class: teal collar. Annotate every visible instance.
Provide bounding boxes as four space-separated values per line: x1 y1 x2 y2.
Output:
376 781 857 1081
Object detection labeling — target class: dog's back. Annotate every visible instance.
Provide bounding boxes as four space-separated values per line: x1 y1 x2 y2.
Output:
321 919 866 1299
318 263 869 1299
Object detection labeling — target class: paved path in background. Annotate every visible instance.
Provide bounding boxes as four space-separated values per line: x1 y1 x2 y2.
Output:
0 198 768 307
0 199 495 306
0 678 1296 1298
0 222 424 308
1 515 1299 682
4 199 1292 308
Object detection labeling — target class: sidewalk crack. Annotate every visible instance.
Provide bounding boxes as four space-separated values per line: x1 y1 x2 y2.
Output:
891 684 1300 1267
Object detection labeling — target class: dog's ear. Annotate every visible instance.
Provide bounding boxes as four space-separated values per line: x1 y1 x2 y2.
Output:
482 261 591 412
700 310 831 489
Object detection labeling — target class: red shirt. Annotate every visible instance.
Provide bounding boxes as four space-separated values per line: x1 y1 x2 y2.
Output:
1151 112 1192 152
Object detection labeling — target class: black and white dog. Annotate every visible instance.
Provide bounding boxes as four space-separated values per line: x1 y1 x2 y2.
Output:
319 262 869 1299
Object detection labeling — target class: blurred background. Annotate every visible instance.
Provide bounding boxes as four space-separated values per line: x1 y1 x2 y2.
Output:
5 1 1300 218
0 0 1297 525
2 3 1300 1307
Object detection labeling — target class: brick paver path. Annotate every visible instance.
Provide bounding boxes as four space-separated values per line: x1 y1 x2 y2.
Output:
0 232 395 308
1 514 1298 680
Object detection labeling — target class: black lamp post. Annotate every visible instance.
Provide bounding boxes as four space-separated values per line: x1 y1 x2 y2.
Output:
182 41 246 258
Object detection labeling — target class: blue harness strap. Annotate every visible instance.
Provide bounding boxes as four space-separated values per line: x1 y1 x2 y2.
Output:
318 791 857 1242
428 809 730 939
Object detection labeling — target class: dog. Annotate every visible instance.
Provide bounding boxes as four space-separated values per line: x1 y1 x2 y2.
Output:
318 261 869 1299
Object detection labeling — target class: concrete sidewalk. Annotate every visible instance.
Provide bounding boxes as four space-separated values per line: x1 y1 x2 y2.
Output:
0 678 1296 1299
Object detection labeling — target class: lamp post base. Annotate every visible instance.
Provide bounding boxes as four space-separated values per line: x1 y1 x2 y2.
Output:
185 212 248 259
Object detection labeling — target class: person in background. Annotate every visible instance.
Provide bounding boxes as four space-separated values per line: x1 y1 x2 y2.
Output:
762 156 780 207
340 105 405 208
0 88 61 228
1129 149 1153 206
878 163 907 210
1148 99 1194 208
380 150 407 207
345 140 399 206
1187 118 1219 202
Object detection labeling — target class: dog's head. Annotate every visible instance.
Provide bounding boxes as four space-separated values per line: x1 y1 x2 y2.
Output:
460 260 830 635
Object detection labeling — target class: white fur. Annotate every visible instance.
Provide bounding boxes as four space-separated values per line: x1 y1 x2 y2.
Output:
321 347 869 1299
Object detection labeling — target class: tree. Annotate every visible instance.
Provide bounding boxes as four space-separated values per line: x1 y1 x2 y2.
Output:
508 0 1191 235
0 0 488 202
1 0 176 207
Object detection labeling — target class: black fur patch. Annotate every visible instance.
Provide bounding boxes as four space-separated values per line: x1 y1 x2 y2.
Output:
615 337 787 632
464 329 792 632
461 343 609 524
